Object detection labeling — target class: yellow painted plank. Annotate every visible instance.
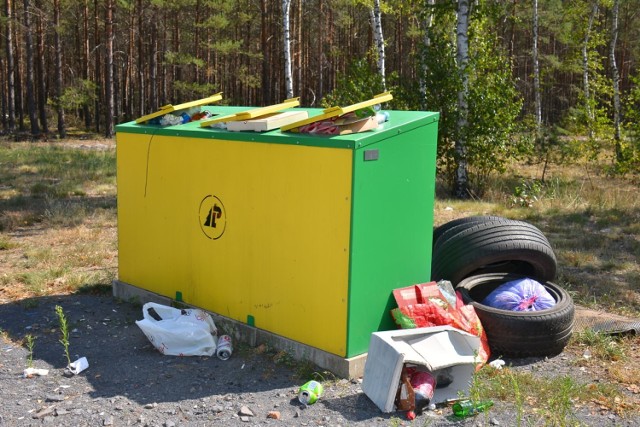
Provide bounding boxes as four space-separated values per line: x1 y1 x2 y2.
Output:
135 93 223 124
199 97 301 127
280 91 393 132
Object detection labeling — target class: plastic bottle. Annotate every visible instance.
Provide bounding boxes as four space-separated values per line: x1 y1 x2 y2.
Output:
394 367 415 412
452 399 494 417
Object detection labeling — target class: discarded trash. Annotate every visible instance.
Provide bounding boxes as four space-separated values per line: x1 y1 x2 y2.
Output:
68 356 89 374
390 282 490 367
483 277 555 311
23 368 49 378
135 302 218 357
362 326 481 413
216 335 233 360
407 368 436 413
452 399 494 417
298 380 324 405
394 367 415 412
489 359 505 370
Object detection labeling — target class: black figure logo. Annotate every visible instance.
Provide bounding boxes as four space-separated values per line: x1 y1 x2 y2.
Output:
199 195 226 240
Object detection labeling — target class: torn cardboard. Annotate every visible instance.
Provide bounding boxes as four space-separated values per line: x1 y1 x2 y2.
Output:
362 325 481 413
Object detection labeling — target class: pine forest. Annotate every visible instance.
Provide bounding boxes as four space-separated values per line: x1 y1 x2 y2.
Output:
1 0 639 196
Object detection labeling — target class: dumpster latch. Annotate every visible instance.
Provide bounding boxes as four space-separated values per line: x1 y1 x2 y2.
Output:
364 149 379 161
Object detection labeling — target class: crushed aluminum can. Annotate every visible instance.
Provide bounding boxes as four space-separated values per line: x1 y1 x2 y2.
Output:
298 380 324 405
216 335 232 360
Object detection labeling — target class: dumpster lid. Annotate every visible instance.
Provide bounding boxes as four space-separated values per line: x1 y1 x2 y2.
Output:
280 92 392 132
135 93 223 124
200 97 301 127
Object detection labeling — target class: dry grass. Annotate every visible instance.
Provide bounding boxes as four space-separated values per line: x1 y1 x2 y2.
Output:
0 140 117 303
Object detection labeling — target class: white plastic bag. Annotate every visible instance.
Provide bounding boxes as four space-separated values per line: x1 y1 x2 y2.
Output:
135 302 218 356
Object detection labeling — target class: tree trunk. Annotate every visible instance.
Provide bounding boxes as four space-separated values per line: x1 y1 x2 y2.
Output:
35 0 48 134
53 0 65 138
582 1 598 139
282 0 293 99
137 0 145 116
23 0 40 136
370 0 386 90
610 0 622 162
5 0 16 132
420 0 435 110
150 6 158 112
82 0 91 129
261 0 270 105
532 0 542 134
94 0 101 133
455 0 471 199
104 0 115 138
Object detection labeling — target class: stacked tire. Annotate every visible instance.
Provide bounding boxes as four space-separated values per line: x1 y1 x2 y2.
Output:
431 216 574 358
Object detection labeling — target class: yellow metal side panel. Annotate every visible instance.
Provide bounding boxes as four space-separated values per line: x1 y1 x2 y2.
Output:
117 133 352 356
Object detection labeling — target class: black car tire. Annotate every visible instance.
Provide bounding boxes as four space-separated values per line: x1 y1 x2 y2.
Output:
433 215 513 252
457 273 575 358
431 219 557 285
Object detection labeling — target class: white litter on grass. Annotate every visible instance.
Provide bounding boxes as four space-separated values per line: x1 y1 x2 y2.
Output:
489 359 505 370
68 356 89 374
23 368 49 377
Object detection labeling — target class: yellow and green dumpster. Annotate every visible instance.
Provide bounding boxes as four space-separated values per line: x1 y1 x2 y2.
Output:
115 97 439 360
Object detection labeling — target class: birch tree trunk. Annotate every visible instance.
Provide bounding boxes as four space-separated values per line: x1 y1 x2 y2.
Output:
610 0 622 161
455 0 471 198
53 0 65 138
5 0 16 132
582 1 598 138
282 0 293 99
23 0 40 135
104 0 115 138
370 0 386 90
533 0 542 134
420 0 435 110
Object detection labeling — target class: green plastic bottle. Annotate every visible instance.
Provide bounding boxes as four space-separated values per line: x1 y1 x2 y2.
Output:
452 399 494 417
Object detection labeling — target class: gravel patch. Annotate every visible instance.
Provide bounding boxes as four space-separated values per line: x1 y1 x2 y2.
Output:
1 294 639 426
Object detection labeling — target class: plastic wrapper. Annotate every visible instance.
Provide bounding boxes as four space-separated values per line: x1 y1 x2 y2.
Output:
482 277 555 311
390 282 490 368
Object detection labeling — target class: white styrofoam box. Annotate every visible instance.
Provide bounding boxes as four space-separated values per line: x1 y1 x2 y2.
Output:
362 325 481 413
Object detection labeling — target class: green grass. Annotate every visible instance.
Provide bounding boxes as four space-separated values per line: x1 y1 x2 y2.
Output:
471 366 628 425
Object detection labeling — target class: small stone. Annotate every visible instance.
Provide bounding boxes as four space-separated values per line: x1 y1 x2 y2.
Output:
164 421 176 427
267 411 281 420
238 406 254 417
294 410 300 418
46 394 65 402
103 415 114 426
210 405 223 413
144 403 157 409
240 416 250 422
33 406 56 419
42 415 55 424
55 408 69 416
490 418 500 425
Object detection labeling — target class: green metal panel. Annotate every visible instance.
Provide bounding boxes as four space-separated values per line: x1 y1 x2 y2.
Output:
346 118 439 357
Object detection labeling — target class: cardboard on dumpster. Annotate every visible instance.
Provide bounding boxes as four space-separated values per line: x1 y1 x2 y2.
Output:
362 325 481 413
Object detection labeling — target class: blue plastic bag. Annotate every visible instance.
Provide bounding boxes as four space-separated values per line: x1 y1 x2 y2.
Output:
483 278 555 311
